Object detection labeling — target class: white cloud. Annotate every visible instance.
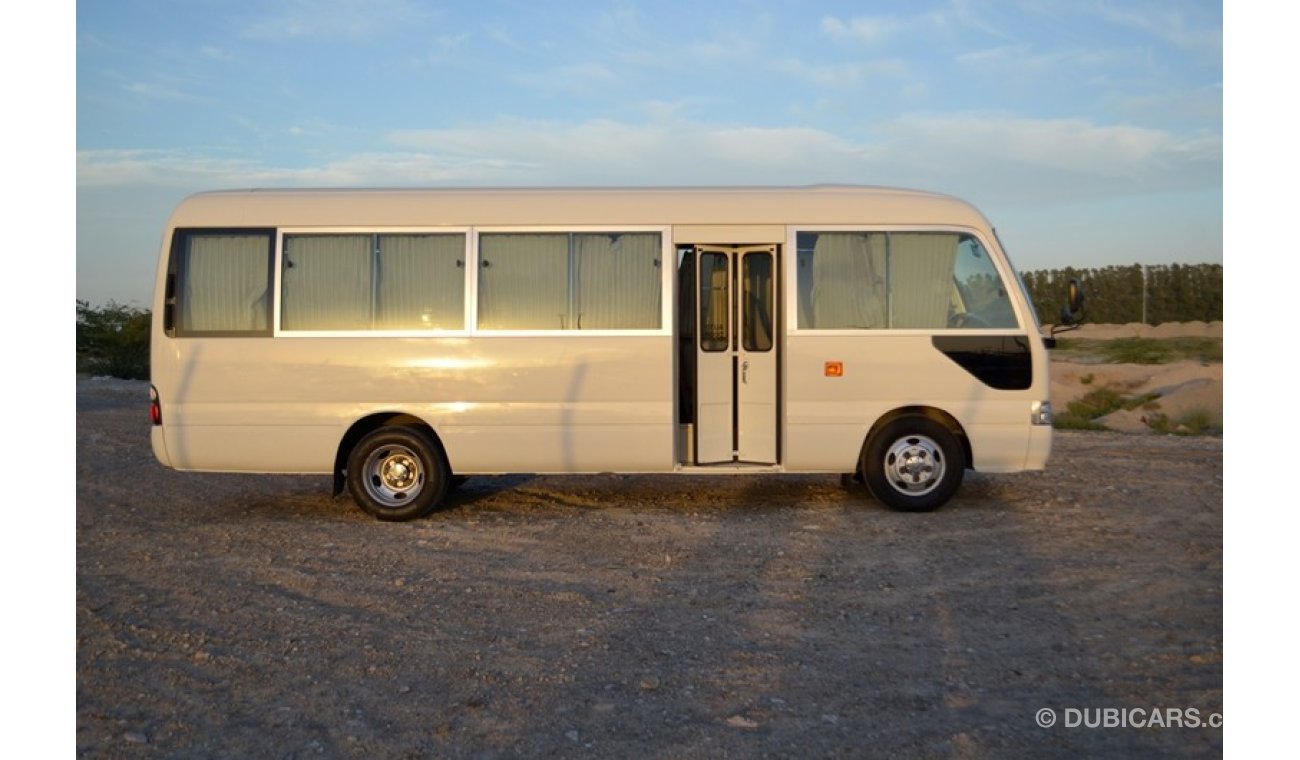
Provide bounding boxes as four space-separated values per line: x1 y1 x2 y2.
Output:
242 0 429 42
123 81 200 102
198 45 234 61
425 34 469 65
1107 84 1222 126
823 1 1008 47
955 43 1146 83
1095 3 1221 62
820 15 902 46
76 114 1220 206
882 113 1216 179
513 62 620 96
769 57 907 88
924 0 1008 39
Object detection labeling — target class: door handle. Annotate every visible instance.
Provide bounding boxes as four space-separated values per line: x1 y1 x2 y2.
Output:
742 360 749 384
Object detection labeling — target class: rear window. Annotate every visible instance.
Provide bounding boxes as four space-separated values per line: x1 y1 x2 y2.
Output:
168 229 275 336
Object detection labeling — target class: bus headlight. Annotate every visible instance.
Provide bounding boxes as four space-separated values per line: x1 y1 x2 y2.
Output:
1031 400 1052 426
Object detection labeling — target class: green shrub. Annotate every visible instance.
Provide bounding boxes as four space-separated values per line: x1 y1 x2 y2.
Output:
76 300 151 380
1053 388 1163 431
1052 337 1222 365
1146 409 1221 436
1065 387 1125 419
1098 338 1176 364
1096 337 1222 364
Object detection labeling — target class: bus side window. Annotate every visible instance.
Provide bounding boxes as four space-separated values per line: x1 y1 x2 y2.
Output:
173 230 274 335
950 236 1018 328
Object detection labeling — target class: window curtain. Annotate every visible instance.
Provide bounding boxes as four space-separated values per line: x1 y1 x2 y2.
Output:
889 233 958 328
575 233 661 329
806 232 887 328
281 235 371 330
376 234 465 329
478 234 569 329
181 234 270 332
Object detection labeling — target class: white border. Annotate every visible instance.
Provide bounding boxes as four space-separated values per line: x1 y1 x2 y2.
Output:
783 224 1034 336
273 226 673 338
274 227 474 337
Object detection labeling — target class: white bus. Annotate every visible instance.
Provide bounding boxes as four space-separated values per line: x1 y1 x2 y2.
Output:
149 186 1066 521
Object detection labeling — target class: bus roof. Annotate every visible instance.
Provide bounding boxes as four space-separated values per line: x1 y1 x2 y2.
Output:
165 185 993 230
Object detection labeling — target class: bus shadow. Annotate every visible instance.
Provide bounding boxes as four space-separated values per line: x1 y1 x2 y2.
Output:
224 471 1015 523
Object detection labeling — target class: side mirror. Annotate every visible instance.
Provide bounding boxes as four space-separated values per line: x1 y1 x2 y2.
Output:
1066 279 1084 317
1051 278 1085 337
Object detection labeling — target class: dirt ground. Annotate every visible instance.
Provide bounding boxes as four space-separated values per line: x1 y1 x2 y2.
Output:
1048 320 1223 434
77 376 1222 759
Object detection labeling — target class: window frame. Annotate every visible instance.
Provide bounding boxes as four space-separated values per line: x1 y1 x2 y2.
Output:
469 226 673 337
273 227 473 337
167 227 277 338
785 225 1026 335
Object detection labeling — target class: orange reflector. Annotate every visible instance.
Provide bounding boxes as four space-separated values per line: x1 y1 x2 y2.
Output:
824 361 843 377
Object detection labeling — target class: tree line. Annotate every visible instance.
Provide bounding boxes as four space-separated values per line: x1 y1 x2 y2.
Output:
76 300 151 380
1019 263 1222 326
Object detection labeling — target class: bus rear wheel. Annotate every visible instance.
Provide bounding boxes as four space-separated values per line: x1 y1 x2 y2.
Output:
347 426 449 521
861 416 964 512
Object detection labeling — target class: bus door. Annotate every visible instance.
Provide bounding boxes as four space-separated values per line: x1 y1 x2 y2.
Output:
694 245 778 464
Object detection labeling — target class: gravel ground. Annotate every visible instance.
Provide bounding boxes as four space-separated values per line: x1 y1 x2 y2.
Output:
77 377 1222 758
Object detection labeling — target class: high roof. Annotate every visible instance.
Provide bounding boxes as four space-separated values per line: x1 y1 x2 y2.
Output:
166 185 992 230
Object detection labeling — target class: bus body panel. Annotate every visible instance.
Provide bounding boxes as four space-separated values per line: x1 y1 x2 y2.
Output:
672 225 786 244
150 427 171 468
151 335 674 474
782 334 1048 472
161 186 993 232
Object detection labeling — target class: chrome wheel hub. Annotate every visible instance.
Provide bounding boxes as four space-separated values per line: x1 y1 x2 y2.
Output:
363 445 425 507
883 435 945 496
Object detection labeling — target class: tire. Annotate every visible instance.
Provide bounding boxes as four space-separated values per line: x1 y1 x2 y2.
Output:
861 416 965 512
346 426 449 521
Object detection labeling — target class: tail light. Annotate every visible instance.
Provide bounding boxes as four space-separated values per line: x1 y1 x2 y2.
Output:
150 385 162 426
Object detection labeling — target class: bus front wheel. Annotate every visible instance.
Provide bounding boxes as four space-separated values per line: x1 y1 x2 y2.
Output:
347 426 450 521
861 416 965 512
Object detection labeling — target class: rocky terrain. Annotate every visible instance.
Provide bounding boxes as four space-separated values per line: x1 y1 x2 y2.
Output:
77 359 1222 757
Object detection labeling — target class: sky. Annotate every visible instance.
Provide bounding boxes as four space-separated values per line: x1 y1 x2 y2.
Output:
74 0 1222 307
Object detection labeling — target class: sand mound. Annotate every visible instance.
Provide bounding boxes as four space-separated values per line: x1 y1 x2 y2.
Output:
1047 321 1222 340
1051 359 1222 434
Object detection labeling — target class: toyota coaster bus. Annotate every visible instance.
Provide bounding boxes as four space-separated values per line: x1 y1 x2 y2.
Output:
149 186 1065 521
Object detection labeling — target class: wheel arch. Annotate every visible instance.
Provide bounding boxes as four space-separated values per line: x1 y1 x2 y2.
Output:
859 405 972 476
333 412 448 496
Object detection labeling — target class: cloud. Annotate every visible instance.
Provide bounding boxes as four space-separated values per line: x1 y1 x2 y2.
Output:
955 43 1121 71
820 15 902 46
384 120 865 185
386 115 1220 199
513 62 620 96
768 57 907 88
822 1 1007 47
241 0 429 42
123 81 201 102
1095 3 1221 62
881 113 1219 180
77 114 1220 207
923 0 1007 39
